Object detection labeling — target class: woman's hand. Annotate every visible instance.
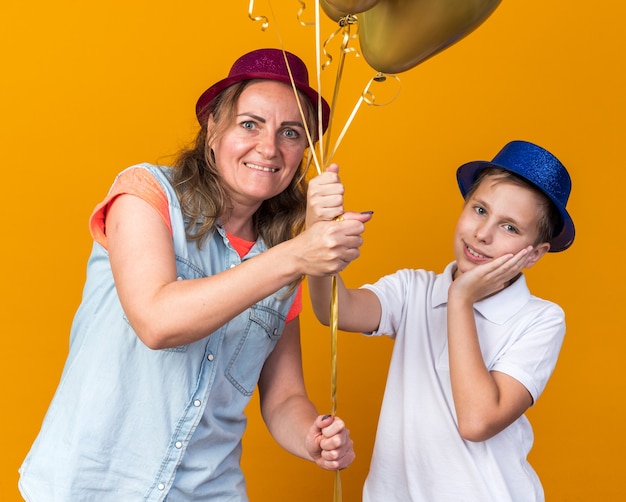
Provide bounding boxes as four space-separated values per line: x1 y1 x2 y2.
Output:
305 414 355 470
300 163 373 276
294 212 372 277
306 164 344 228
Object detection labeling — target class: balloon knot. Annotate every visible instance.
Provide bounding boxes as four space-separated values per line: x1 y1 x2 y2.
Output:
339 14 358 27
373 73 387 82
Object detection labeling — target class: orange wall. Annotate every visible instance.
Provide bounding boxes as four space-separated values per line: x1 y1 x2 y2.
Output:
2 1 624 500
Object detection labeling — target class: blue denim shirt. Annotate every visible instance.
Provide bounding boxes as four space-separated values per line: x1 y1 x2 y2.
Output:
19 164 296 501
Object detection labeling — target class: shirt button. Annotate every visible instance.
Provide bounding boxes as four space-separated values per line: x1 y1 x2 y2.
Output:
273 328 278 336
230 264 236 269
193 399 201 407
175 441 183 449
207 353 214 361
157 483 165 490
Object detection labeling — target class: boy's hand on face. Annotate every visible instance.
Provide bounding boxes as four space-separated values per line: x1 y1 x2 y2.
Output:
450 246 534 304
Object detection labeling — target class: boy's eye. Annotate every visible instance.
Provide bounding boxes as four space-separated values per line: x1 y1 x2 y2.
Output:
474 206 486 215
504 224 519 234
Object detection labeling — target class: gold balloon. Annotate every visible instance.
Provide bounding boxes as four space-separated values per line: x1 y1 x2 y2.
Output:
326 0 381 14
321 0 380 21
321 0 347 22
358 0 502 74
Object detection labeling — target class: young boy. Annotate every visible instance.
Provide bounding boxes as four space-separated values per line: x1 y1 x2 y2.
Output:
307 140 574 502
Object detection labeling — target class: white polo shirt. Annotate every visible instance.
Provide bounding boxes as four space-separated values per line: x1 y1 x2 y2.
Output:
361 262 565 502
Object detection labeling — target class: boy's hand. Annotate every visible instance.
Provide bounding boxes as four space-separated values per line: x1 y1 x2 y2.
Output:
306 164 344 228
305 414 355 471
450 246 533 304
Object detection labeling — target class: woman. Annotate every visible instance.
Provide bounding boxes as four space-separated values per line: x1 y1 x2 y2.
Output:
19 48 366 501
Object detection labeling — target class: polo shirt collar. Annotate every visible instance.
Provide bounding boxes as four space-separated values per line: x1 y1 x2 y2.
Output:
433 261 531 325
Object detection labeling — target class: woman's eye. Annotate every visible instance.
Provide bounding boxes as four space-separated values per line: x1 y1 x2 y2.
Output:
241 121 256 130
283 128 299 139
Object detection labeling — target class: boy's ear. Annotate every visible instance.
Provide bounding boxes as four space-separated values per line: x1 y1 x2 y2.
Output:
526 242 550 268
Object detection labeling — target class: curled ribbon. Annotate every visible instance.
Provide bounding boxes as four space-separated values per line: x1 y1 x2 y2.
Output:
297 0 315 27
326 71 401 165
248 0 269 31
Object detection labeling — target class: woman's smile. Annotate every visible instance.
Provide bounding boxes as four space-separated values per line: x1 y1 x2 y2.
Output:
244 161 279 173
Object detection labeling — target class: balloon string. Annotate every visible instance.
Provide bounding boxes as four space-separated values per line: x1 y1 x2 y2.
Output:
314 0 325 166
326 90 363 166
323 17 355 157
330 276 338 416
330 273 341 502
320 13 358 161
249 7 396 501
322 16 399 165
265 0 323 175
334 469 342 501
326 72 401 165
